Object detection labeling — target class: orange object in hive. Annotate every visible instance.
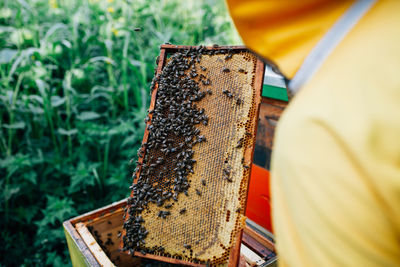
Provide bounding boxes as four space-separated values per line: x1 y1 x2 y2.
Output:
246 164 272 232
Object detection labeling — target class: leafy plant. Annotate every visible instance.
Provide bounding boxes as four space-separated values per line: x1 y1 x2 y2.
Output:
0 0 240 265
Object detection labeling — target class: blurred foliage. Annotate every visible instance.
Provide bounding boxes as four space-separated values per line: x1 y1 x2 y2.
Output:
0 0 240 265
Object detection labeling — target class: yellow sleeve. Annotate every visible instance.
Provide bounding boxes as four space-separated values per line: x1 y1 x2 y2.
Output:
225 0 355 79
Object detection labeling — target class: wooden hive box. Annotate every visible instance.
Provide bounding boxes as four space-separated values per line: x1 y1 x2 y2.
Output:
63 198 277 266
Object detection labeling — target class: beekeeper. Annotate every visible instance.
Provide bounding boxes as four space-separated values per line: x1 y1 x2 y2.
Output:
226 0 400 266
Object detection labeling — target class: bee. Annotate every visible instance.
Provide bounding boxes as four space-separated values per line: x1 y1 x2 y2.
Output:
223 166 231 176
196 189 202 196
236 138 244 148
222 89 233 98
223 67 230 73
224 176 233 182
134 27 141 32
201 179 206 186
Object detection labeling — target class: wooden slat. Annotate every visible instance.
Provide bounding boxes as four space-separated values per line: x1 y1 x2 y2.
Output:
132 252 203 267
260 97 287 108
242 231 271 259
64 221 100 267
160 44 248 51
228 229 243 267
240 244 265 266
75 223 116 267
70 199 127 225
244 226 275 253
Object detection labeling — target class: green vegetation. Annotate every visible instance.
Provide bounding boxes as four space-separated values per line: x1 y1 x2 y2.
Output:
0 0 240 265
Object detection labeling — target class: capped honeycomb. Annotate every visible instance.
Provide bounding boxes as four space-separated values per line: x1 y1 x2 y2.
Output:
122 46 262 266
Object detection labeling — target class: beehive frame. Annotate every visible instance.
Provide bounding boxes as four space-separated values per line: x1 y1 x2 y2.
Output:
121 45 265 266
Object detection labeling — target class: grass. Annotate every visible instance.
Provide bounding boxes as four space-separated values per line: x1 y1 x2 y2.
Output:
0 0 240 265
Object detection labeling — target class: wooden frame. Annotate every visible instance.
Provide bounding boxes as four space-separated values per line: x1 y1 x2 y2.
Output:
121 45 265 266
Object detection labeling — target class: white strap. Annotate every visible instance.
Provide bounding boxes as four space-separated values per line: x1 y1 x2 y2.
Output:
289 0 376 94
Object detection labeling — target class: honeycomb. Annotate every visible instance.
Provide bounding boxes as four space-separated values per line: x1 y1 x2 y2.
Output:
124 47 260 266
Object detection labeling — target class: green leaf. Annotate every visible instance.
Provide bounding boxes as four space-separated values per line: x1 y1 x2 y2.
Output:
68 162 98 194
35 79 48 97
0 49 18 64
9 48 40 77
121 134 138 147
27 103 44 114
24 171 37 185
77 111 101 121
43 23 68 42
2 121 25 129
86 56 115 66
50 95 65 107
0 26 15 34
128 58 142 67
15 206 39 222
41 196 76 225
28 94 44 104
45 251 66 267
61 39 72 48
57 128 78 136
3 186 20 201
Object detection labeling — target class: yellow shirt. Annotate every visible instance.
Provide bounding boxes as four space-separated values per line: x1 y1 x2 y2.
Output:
227 0 400 266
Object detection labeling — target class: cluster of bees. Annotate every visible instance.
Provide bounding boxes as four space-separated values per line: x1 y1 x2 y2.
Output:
122 45 245 260
88 225 115 257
